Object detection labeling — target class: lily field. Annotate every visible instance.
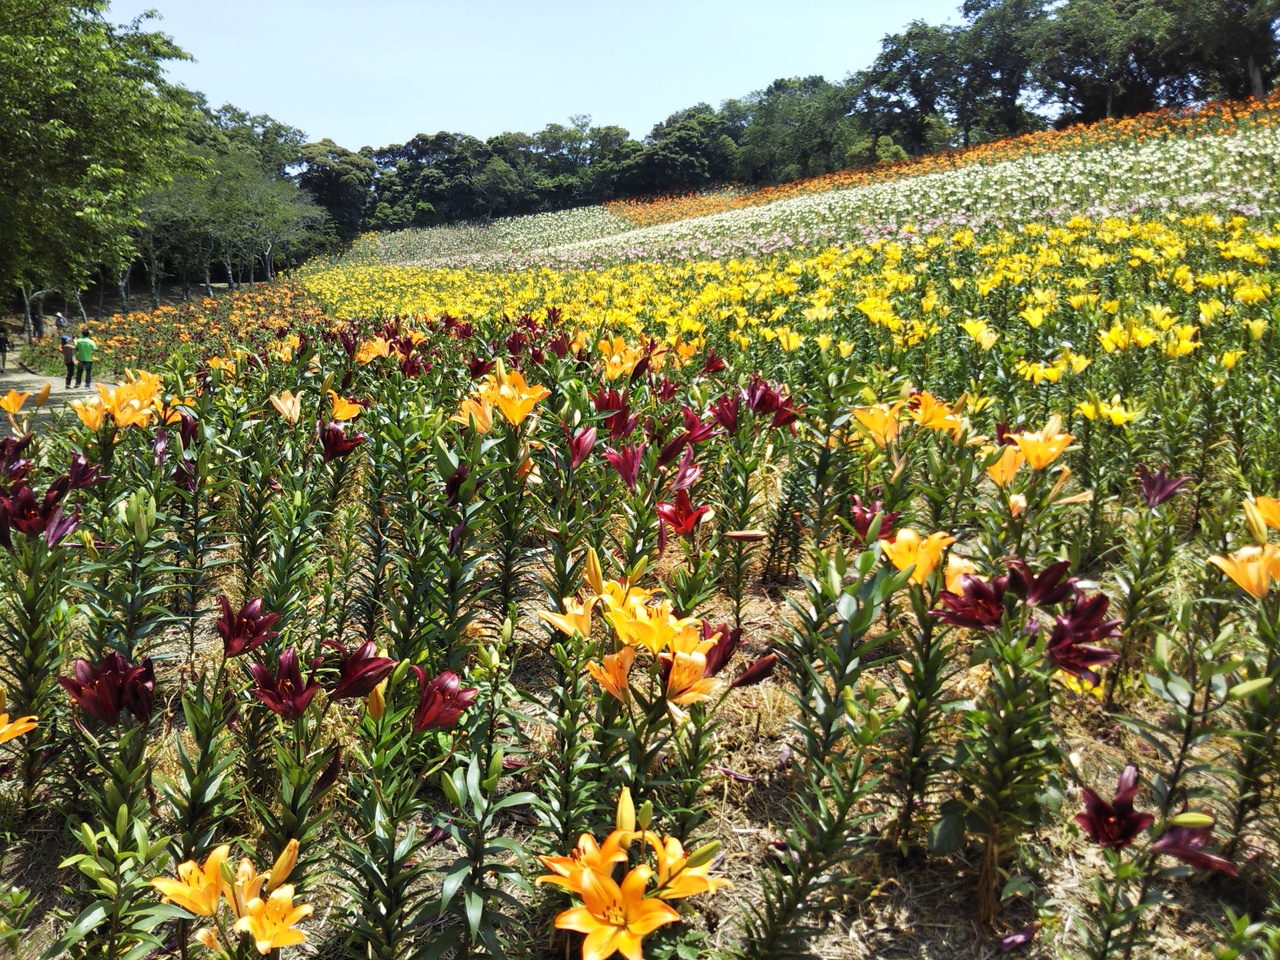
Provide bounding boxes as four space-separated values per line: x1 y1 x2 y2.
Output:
5 96 1280 960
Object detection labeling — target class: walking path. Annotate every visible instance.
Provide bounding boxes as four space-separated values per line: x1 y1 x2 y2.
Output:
0 363 93 428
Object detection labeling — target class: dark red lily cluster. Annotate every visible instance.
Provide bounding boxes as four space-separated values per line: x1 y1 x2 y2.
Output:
59 653 155 726
1076 763 1236 875
710 377 801 436
0 438 89 552
932 558 1120 682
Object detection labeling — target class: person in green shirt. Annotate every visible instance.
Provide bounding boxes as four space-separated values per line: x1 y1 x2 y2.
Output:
73 334 97 388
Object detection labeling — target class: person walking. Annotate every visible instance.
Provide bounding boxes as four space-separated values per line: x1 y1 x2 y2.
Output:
61 336 76 388
0 329 10 372
73 332 97 388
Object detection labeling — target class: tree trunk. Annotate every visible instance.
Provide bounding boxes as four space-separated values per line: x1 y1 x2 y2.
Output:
1248 54 1264 100
222 250 235 292
203 263 214 299
20 284 32 341
117 264 131 313
96 267 106 320
148 254 160 310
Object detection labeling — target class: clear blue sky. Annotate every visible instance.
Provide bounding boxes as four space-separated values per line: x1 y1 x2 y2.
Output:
107 1 961 150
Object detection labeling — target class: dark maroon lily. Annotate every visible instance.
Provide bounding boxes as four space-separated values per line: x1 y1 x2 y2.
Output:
0 434 34 493
566 425 597 470
215 595 280 658
656 490 710 538
731 654 778 688
0 478 75 549
701 622 744 678
702 350 727 375
709 393 740 435
849 496 900 544
933 574 1008 630
993 422 1025 446
319 421 367 463
465 354 494 379
1005 558 1075 607
59 652 156 726
410 667 478 732
668 446 701 492
1074 763 1154 849
591 387 638 441
680 406 721 445
1136 464 1191 508
1047 588 1121 683
652 375 678 402
604 443 646 494
67 453 105 490
1150 815 1237 875
323 640 397 701
249 648 323 720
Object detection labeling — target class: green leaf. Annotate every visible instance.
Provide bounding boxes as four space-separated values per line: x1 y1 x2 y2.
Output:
928 807 966 856
1227 677 1271 700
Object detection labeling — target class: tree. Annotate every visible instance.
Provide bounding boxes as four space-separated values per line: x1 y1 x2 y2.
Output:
297 139 375 243
0 1 189 328
1175 0 1280 100
961 0 1049 137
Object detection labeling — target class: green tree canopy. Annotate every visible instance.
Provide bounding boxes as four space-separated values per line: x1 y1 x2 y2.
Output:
0 0 189 304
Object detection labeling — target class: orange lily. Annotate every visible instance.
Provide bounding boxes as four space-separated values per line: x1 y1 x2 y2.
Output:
986 446 1026 488
452 395 494 433
588 647 634 702
69 396 106 431
493 369 551 426
0 686 36 744
1012 416 1073 469
554 864 680 960
643 833 734 900
1208 545 1280 600
0 390 30 416
536 830 632 896
943 555 980 594
328 390 363 421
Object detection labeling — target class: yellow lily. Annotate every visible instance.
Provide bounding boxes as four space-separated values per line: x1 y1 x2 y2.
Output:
537 596 596 637
151 844 229 917
882 529 956 586
233 884 312 954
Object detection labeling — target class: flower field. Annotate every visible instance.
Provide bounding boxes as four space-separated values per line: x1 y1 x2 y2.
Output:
3 99 1280 960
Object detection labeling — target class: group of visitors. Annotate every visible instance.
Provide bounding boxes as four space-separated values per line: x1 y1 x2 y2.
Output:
0 311 97 387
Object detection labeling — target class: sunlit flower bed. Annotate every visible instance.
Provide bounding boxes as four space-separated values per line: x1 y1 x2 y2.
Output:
2 104 1280 960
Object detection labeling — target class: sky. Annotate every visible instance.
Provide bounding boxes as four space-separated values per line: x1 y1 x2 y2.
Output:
106 0 962 151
